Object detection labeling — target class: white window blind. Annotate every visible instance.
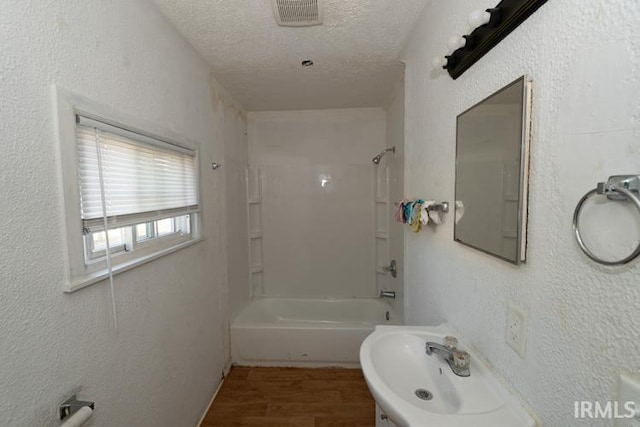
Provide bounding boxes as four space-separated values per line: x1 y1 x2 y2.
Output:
76 115 199 231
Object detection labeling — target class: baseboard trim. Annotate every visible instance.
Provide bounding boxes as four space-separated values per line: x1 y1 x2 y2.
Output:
196 377 226 427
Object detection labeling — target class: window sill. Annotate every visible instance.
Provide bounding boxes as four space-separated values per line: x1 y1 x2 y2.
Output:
63 237 205 293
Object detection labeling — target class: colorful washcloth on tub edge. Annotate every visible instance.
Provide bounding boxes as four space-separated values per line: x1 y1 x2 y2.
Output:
411 199 424 233
403 201 412 224
420 202 432 225
395 198 409 223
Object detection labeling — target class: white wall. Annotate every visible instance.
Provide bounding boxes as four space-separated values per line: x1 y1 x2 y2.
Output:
403 1 640 426
248 109 386 298
0 2 244 426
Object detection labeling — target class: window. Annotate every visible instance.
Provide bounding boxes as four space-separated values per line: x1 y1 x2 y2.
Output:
76 115 200 266
61 111 202 289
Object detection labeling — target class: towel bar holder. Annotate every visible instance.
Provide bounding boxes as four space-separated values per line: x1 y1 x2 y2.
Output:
429 202 449 213
59 395 95 420
394 201 449 213
573 174 640 265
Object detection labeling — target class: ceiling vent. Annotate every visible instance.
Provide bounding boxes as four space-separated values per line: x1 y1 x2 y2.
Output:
271 0 324 27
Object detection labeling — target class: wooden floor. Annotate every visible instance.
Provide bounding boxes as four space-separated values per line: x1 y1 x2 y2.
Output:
201 367 375 427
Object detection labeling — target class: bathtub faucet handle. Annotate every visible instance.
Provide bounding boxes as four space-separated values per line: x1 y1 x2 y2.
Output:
382 260 397 278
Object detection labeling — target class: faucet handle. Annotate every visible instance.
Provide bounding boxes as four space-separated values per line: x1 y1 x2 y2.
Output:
443 336 458 350
453 350 470 370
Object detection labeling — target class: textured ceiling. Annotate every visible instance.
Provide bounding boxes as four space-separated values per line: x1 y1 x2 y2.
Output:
153 0 428 111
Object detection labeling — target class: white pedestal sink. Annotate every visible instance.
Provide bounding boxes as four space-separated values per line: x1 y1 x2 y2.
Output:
360 325 537 427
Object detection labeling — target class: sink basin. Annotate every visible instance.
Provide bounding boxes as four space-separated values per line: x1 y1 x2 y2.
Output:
360 325 536 427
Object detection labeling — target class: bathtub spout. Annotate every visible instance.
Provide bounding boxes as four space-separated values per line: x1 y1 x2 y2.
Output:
379 290 396 299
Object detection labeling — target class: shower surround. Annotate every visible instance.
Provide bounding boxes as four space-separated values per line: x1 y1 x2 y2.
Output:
229 108 397 367
247 108 387 299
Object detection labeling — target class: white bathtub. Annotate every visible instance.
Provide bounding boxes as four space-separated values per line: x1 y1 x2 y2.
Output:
231 297 400 368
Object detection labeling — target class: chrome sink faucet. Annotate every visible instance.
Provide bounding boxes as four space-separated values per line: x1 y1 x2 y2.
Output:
425 337 471 377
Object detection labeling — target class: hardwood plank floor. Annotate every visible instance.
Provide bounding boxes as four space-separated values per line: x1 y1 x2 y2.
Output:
201 367 375 427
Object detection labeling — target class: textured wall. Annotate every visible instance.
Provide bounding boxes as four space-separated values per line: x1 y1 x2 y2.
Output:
0 1 243 426
402 0 640 425
248 109 386 298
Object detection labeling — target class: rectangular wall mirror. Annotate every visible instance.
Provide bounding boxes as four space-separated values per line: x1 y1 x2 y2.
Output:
454 76 532 264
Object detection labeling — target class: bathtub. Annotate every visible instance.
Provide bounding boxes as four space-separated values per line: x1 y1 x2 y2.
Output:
231 297 400 368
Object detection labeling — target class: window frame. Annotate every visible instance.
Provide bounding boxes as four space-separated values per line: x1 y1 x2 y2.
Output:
83 214 194 267
84 227 129 262
54 87 205 292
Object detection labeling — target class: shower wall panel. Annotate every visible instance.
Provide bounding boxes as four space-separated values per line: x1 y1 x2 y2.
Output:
248 108 386 298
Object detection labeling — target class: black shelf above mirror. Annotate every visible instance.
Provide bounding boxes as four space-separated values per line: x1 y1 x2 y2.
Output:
446 0 548 79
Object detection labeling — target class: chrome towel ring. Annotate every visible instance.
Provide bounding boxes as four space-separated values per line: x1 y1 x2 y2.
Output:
573 175 640 265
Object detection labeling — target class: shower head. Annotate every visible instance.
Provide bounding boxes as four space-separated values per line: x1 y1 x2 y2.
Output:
372 147 396 165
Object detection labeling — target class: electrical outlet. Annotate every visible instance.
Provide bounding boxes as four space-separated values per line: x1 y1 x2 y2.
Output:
506 303 527 358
